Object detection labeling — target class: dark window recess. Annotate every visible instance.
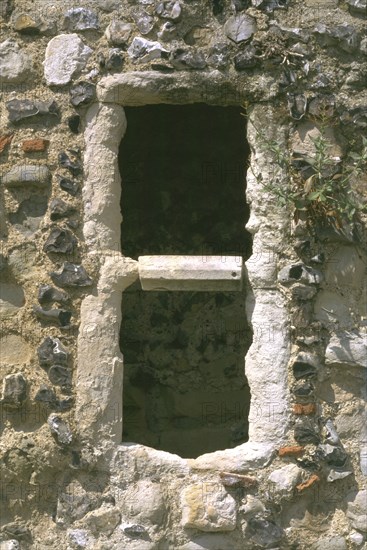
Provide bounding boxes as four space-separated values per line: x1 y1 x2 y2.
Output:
119 104 251 259
120 282 252 458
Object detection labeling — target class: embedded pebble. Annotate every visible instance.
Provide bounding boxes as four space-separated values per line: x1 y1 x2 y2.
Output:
287 93 307 120
0 39 32 83
48 365 72 386
68 115 81 134
48 413 73 444
105 21 133 46
207 43 230 69
292 352 321 379
133 11 155 35
49 199 76 222
62 8 99 31
58 151 82 176
156 1 182 21
346 0 366 14
234 46 258 70
106 49 124 71
12 13 55 35
50 262 93 288
58 177 79 196
294 423 320 444
70 81 96 106
224 14 256 43
34 385 57 405
6 98 59 123
0 373 27 408
44 34 92 86
37 337 69 367
43 227 77 254
128 37 169 62
171 49 206 69
33 306 72 327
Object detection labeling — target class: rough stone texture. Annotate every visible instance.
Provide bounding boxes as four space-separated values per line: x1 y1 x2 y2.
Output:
62 8 99 31
0 0 366 546
128 37 169 62
181 483 237 531
0 39 32 83
81 506 121 535
311 537 348 550
325 332 367 368
105 21 133 46
48 414 73 444
268 464 302 497
44 34 92 86
1 373 27 407
347 490 367 532
0 283 25 318
6 99 59 123
120 480 165 524
224 14 257 43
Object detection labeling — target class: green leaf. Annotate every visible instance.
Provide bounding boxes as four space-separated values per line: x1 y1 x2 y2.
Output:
307 191 321 200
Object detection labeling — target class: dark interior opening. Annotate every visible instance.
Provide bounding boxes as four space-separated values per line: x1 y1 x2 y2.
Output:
119 104 252 458
119 104 251 259
120 282 252 458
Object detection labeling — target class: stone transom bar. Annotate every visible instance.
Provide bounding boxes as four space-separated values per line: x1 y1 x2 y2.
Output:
137 255 243 291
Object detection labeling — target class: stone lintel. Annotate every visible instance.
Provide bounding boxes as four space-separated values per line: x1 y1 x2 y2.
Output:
97 71 250 106
138 255 243 291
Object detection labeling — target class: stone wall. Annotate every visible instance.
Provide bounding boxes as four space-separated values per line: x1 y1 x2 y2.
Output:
0 0 366 549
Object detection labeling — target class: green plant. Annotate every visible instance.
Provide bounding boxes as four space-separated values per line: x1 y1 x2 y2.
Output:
243 109 367 231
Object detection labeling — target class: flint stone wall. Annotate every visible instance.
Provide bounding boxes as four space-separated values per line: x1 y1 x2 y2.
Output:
0 0 366 548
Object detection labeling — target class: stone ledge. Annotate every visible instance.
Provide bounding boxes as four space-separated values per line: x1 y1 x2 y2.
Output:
138 255 243 291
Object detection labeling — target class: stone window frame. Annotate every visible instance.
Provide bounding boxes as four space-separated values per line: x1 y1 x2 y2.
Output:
75 72 291 471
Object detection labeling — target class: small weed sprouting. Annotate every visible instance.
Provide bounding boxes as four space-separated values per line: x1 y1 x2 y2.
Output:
242 105 367 235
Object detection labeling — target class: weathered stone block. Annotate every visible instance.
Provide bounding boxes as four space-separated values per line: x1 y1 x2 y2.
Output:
325 332 367 368
121 480 165 524
1 165 51 187
181 483 237 531
138 255 242 291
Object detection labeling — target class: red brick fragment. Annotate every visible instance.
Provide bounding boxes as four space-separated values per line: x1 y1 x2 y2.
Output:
296 474 320 492
278 446 305 458
293 403 316 416
0 134 13 154
22 138 49 153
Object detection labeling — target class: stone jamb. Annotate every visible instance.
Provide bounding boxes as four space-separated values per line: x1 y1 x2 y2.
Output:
76 74 291 471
